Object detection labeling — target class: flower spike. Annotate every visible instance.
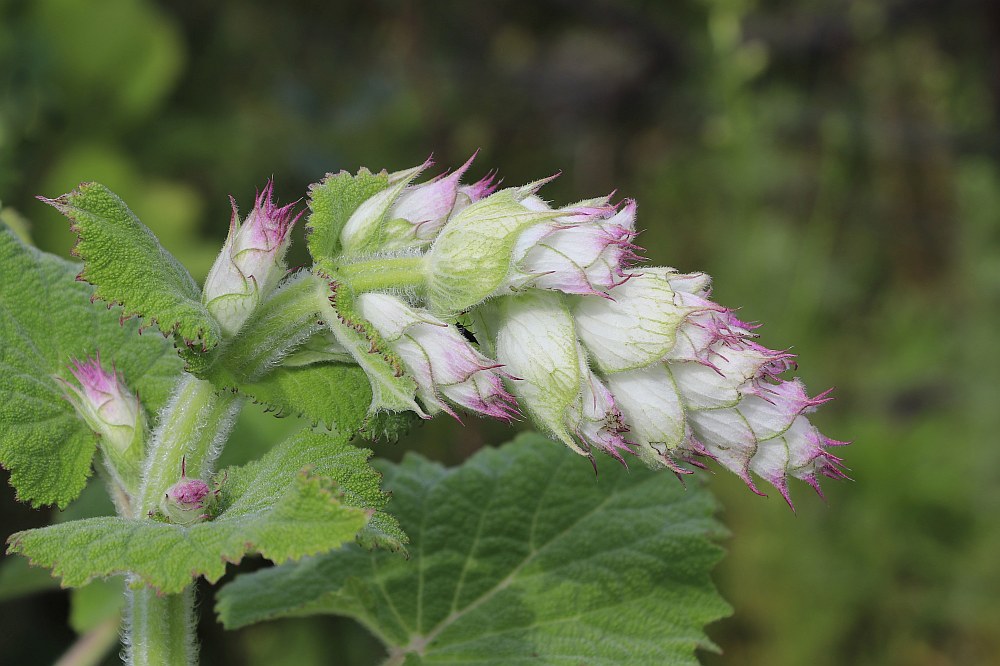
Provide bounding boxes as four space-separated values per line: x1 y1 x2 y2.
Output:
318 155 847 505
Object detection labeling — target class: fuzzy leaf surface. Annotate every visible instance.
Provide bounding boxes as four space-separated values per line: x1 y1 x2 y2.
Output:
225 363 374 435
306 169 389 262
216 434 729 665
7 429 405 594
42 182 221 347
0 225 182 508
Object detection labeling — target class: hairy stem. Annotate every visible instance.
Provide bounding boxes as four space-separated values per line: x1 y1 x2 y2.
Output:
126 584 196 666
136 374 242 516
124 372 243 665
338 255 426 292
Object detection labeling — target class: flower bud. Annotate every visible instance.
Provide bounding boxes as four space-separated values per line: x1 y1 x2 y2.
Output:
59 354 145 493
380 154 481 248
493 292 631 460
355 293 517 420
586 286 847 506
339 159 431 254
159 460 217 526
203 181 300 336
507 200 641 296
573 268 720 373
449 172 498 218
566 351 634 463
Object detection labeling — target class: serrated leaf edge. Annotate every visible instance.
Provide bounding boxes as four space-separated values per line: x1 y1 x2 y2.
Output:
5 468 375 595
39 185 219 351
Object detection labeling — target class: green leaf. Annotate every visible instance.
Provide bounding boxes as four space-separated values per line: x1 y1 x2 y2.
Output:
231 363 374 435
42 182 221 348
0 224 182 508
306 168 389 262
216 434 730 665
7 429 405 595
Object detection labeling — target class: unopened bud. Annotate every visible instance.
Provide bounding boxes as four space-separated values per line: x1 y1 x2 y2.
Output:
203 180 300 336
59 354 145 493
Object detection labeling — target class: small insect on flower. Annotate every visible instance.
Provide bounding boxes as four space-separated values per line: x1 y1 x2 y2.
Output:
155 457 225 526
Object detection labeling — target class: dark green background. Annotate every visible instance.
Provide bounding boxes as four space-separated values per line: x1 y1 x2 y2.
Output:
2 0 998 664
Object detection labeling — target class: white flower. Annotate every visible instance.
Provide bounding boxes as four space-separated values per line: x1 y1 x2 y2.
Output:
506 200 641 296
493 292 631 460
573 268 720 373
356 293 516 420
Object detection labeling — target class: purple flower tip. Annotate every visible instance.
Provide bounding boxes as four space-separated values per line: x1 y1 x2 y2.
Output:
68 353 119 398
167 478 211 507
251 179 302 248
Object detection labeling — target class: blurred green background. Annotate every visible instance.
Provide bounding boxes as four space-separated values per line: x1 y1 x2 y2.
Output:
2 0 998 664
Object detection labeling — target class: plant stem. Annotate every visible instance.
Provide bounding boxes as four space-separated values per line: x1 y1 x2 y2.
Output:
125 372 243 665
338 255 426 292
136 374 241 516
126 584 196 666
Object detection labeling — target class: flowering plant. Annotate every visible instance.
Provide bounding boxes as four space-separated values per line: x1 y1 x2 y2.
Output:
0 156 846 665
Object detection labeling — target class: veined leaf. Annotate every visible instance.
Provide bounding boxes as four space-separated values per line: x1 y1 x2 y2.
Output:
216 434 730 665
0 224 182 508
7 429 406 595
41 182 221 348
306 168 389 262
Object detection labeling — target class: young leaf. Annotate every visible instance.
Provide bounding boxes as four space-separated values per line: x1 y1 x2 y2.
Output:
41 182 221 348
224 363 374 435
0 225 182 508
306 168 389 262
6 429 405 595
215 433 730 665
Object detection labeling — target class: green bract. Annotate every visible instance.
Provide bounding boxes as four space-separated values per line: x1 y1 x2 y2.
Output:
306 168 390 262
425 190 561 314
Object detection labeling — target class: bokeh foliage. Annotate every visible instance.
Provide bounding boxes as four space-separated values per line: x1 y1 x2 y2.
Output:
1 0 998 664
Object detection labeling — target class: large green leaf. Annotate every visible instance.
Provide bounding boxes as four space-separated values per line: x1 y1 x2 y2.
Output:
216 434 730 665
7 429 405 595
0 224 182 508
41 182 221 348
306 168 389 262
